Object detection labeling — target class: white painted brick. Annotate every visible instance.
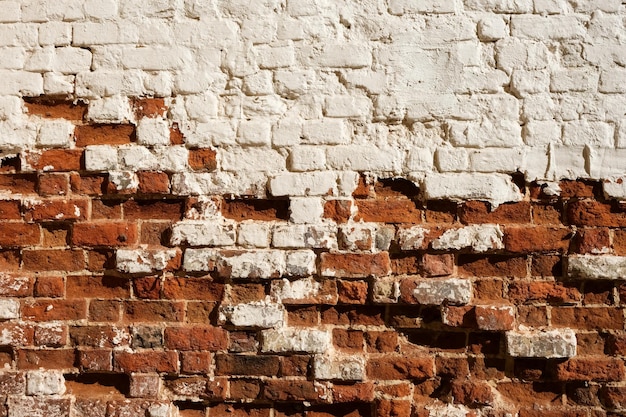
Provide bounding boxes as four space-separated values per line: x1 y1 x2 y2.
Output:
285 250 317 276
589 148 626 178
599 69 626 93
188 121 237 147
427 404 473 417
435 147 469 172
73 22 138 46
108 171 138 192
618 120 626 149
324 95 371 118
326 145 403 173
0 97 22 121
372 278 400 304
171 172 267 197
219 301 284 328
302 119 347 145
465 0 532 12
511 15 585 39
0 121 37 150
0 2 20 23
495 38 549 74
405 148 434 172
549 145 587 180
121 47 193 71
389 0 456 14
289 197 323 224
299 44 371 68
511 70 550 97
568 255 626 280
273 224 337 249
86 96 132 123
273 120 303 146
523 121 561 146
237 222 271 248
0 47 25 70
37 120 74 148
237 120 272 146
563 121 613 148
433 225 504 252
43 73 75 95
185 94 218 122
118 146 159 171
341 71 387 95
423 173 523 208
506 329 576 358
269 172 339 197
0 299 19 320
603 178 626 200
551 69 599 93
170 220 237 247
533 0 567 14
0 70 43 96
448 119 523 148
338 224 377 252
25 48 54 72
313 355 365 381
136 117 170 147
26 371 65 395
288 146 326 172
183 248 217 272
84 145 119 171
116 248 180 274
270 277 335 304
255 44 296 69
286 0 320 16
243 71 274 96
469 148 525 173
477 17 507 41
22 0 84 22
75 70 144 98
156 146 190 172
397 226 430 250
217 250 286 279
221 148 285 172
524 147 550 181
261 328 331 353
241 18 276 44
274 70 314 98
84 0 118 19
0 25 38 47
412 278 472 305
54 47 92 74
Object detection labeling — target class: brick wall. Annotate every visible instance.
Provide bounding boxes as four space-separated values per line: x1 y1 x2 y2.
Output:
2 1 626 416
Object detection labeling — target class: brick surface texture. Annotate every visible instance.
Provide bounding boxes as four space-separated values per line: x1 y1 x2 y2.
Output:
0 1 626 416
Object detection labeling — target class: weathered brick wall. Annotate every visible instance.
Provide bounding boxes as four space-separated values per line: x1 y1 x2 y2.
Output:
1 1 626 416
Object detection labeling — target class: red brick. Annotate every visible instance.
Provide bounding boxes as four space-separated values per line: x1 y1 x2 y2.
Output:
114 351 178 373
614 229 626 255
337 280 367 304
66 275 130 299
123 301 185 322
162 277 224 301
34 324 67 347
7 397 72 417
26 199 89 221
215 354 280 376
133 276 161 299
333 329 364 352
508 281 581 304
451 379 494 406
72 222 138 246
459 201 531 224
0 372 25 395
69 174 106 195
458 255 527 277
421 253 454 277
323 200 352 223
0 222 40 246
441 305 476 327
137 171 170 194
556 358 625 382
17 348 76 370
0 200 21 219
517 305 548 327
22 300 87 321
122 199 183 220
607 334 626 355
164 326 228 351
390 254 419 275
531 255 562 277
567 200 626 227
208 404 270 417
0 174 37 194
354 199 422 223
504 226 571 252
186 301 218 324
497 381 562 406
559 180 597 198
69 326 130 348
263 380 326 402
321 306 384 326
287 306 319 326
425 200 456 223
24 98 86 120
74 124 135 147
0 323 34 345
332 382 374 403
188 148 217 171
22 249 84 271
375 399 411 417
366 356 434 380
280 355 309 377
222 199 289 221
89 300 121 322
23 149 83 171
38 173 69 196
436 356 469 378
131 98 167 118
180 351 211 374
229 379 262 400
573 228 611 254
532 204 563 225
320 252 391 278
475 305 515 330
551 307 623 330
365 331 398 353
473 279 505 302
600 386 626 410
91 199 122 220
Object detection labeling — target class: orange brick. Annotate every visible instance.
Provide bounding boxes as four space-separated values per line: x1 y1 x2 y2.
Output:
0 223 40 246
74 124 135 147
137 171 170 194
22 300 87 321
72 222 138 246
188 148 217 171
23 149 83 171
25 199 89 221
22 249 84 271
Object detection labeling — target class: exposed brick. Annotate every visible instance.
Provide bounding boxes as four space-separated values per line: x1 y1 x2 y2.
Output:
573 228 611 254
38 173 69 196
215 354 280 376
366 357 434 380
123 199 183 220
320 252 391 278
504 226 571 253
74 124 135 147
66 275 130 299
354 199 422 223
459 201 531 224
137 171 170 194
0 174 37 194
17 348 76 370
0 222 40 246
72 222 138 246
180 351 211 374
70 174 106 195
188 148 217 171
263 380 326 402
164 326 228 350
22 249 84 271
508 281 581 304
337 280 368 304
114 351 178 373
22 300 87 321
123 301 185 322
556 358 625 382
131 98 167 118
421 253 454 277
0 200 21 219
24 149 83 171
551 307 624 330
222 199 289 221
25 98 87 120
458 255 527 277
559 180 597 199
26 199 89 221
323 200 352 222
567 201 626 227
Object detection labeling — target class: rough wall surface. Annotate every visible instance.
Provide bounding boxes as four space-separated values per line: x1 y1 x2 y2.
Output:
1 0 626 416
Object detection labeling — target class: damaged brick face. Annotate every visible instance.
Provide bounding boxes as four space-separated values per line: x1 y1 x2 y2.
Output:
2 1 626 417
